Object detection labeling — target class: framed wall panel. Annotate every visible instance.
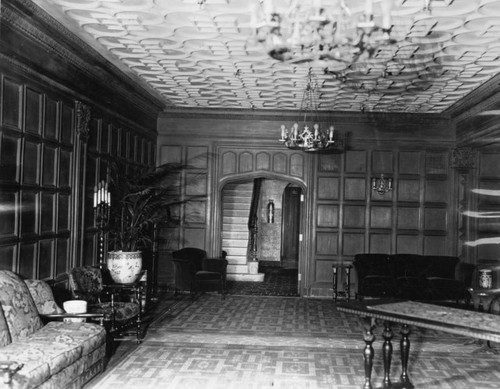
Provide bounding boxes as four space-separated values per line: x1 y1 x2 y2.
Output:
184 228 206 249
317 205 339 227
396 235 419 253
479 153 500 178
345 150 367 173
372 150 393 173
23 141 40 184
318 153 341 172
239 152 253 173
397 179 420 202
344 178 366 200
256 152 271 171
424 179 448 203
369 233 391 253
316 231 338 255
221 151 237 176
290 153 304 178
44 97 58 140
0 190 17 238
315 260 334 282
343 205 365 228
0 245 16 271
318 177 339 200
342 233 365 256
2 78 22 129
370 206 392 229
424 208 447 231
160 145 182 165
42 145 57 186
423 235 447 255
184 200 207 224
273 153 287 174
0 134 21 182
21 191 37 236
25 88 42 135
397 207 420 230
19 243 36 279
425 151 448 174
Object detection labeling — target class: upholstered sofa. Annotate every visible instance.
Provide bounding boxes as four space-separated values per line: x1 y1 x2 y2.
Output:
0 270 107 389
353 253 475 302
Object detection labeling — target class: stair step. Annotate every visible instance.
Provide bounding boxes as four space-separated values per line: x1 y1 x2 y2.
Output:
222 247 247 256
226 256 248 265
222 231 248 239
227 273 265 282
227 264 249 273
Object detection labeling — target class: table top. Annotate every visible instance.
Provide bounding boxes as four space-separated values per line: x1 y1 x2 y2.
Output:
468 287 500 297
336 300 500 343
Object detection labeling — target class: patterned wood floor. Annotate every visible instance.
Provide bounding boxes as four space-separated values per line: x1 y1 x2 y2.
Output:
86 294 500 389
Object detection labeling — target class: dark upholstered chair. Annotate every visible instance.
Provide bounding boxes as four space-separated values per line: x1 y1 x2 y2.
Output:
172 248 228 299
68 266 143 344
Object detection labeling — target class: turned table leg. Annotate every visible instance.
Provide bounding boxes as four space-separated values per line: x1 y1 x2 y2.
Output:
382 321 393 388
362 317 376 389
399 324 414 388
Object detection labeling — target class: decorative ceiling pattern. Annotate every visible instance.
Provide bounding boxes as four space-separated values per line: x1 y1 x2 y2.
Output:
35 0 500 113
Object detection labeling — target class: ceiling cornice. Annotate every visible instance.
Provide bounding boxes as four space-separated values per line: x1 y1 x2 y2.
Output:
1 0 165 130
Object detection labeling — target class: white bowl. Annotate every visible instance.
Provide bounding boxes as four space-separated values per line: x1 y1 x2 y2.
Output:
63 300 87 314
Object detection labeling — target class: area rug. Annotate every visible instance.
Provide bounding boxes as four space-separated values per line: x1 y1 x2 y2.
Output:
226 267 299 297
89 295 500 389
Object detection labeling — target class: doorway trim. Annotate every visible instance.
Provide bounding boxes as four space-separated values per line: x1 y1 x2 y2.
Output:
212 172 309 296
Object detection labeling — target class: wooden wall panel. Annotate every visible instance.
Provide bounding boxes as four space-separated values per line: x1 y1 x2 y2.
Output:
344 178 366 200
316 232 338 255
317 177 339 200
256 152 271 171
370 206 392 229
398 179 420 202
343 205 365 228
184 228 206 248
343 233 365 256
345 150 367 172
239 152 253 173
222 151 237 176
424 179 449 203
369 234 391 253
397 207 420 230
290 153 305 178
425 151 448 174
480 153 500 178
273 153 287 173
315 260 334 282
397 235 419 253
160 145 182 164
372 151 394 173
319 154 341 172
2 78 22 129
424 208 447 231
317 205 338 227
423 236 447 255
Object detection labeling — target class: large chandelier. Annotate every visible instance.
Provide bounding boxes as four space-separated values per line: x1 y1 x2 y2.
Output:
279 68 347 153
253 0 447 66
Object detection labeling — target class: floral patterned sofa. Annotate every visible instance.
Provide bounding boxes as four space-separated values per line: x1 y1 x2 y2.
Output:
0 270 107 389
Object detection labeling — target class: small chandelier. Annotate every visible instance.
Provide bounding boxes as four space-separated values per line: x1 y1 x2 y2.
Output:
278 68 347 153
372 174 393 195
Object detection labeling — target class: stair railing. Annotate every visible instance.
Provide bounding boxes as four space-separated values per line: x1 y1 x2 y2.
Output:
248 178 263 261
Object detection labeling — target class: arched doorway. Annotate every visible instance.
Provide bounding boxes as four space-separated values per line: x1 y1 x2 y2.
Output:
219 175 305 295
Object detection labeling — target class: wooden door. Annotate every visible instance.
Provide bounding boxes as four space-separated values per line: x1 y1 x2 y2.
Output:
281 185 302 269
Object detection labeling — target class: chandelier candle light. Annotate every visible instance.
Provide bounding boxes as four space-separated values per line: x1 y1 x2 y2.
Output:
279 68 347 152
94 181 110 265
371 174 393 195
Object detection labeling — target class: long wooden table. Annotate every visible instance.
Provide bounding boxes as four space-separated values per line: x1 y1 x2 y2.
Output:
336 300 500 389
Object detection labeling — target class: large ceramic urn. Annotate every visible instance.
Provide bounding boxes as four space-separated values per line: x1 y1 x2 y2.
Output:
107 250 142 284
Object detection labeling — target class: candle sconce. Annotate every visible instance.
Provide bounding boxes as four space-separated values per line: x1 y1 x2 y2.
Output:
94 181 110 265
371 174 393 195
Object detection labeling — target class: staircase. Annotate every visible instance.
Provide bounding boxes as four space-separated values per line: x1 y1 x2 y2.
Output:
222 182 264 282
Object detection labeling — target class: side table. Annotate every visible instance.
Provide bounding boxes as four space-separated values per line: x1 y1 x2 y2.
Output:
468 287 500 312
332 262 352 302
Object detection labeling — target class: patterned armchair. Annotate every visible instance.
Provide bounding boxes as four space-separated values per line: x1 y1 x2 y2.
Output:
172 248 228 299
68 266 143 344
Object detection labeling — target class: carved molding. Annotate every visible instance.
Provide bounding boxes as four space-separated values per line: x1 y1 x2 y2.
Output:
75 101 91 140
451 147 477 170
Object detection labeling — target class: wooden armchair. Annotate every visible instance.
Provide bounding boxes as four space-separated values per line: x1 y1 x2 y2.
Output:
172 248 228 299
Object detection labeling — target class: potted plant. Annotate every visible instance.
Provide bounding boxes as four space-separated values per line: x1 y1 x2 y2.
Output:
105 160 203 284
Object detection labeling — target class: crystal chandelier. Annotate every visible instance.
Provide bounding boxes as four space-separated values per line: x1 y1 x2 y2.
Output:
278 68 347 153
253 0 448 66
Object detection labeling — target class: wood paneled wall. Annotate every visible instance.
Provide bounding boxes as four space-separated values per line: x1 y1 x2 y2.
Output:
0 0 162 281
158 112 459 296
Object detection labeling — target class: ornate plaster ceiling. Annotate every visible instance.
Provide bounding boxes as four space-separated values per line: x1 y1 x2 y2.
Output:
34 0 500 113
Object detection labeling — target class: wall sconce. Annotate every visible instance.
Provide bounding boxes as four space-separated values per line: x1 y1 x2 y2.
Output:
371 174 393 195
267 199 275 223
